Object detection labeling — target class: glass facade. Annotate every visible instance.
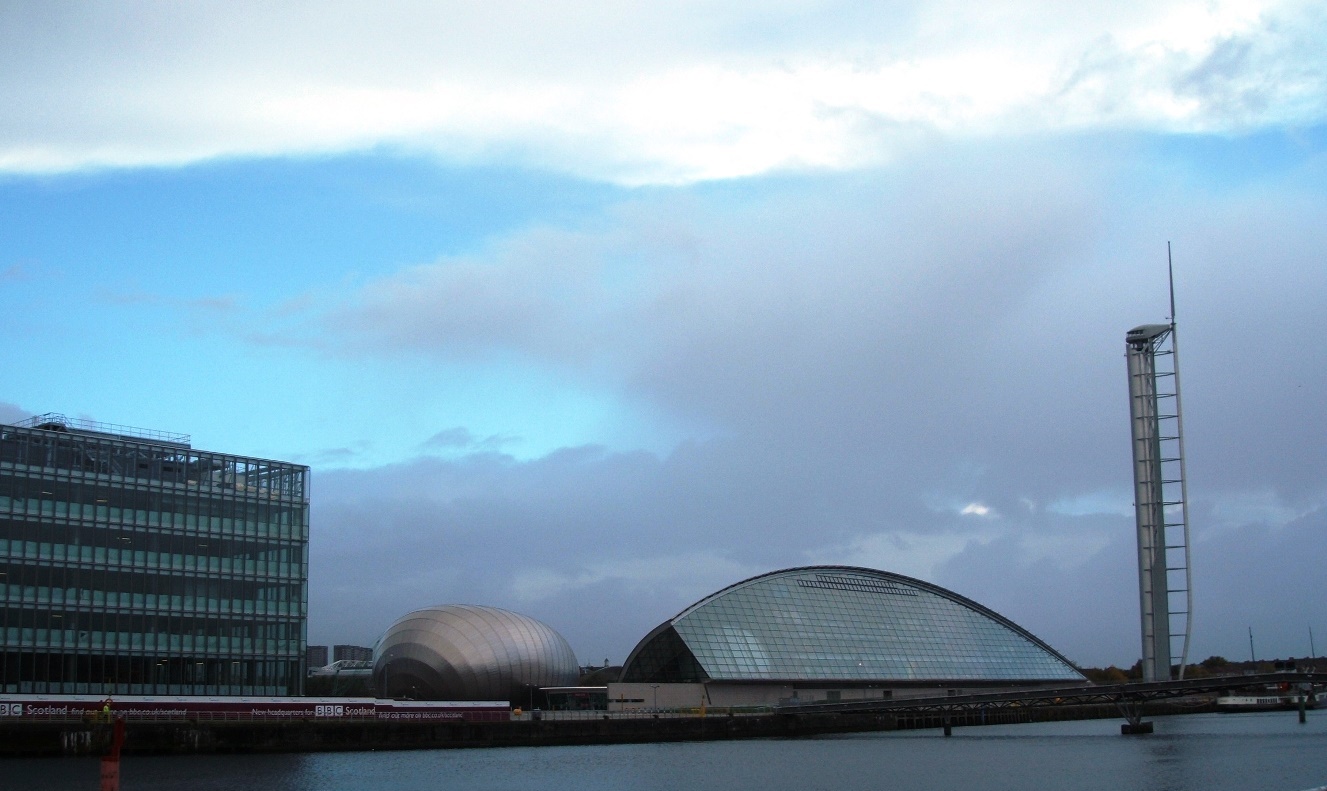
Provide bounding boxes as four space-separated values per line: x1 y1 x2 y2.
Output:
0 415 309 695
622 567 1084 683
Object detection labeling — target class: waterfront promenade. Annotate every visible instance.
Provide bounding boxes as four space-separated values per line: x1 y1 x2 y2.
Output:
2 672 1319 757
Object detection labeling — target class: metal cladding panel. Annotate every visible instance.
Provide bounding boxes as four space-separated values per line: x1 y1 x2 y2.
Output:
373 605 579 700
623 567 1084 683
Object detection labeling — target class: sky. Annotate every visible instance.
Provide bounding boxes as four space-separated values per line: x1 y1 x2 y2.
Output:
2 0 1326 670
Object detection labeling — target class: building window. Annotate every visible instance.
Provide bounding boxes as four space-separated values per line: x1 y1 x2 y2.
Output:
1 417 310 696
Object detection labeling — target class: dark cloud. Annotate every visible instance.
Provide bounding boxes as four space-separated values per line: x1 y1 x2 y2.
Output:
932 505 1327 666
1188 506 1327 660
309 439 1327 667
0 402 29 425
303 137 1327 666
934 516 1138 668
308 444 947 659
421 427 521 452
422 427 476 449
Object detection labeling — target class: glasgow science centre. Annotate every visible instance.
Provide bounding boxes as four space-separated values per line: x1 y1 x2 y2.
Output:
1 411 1087 729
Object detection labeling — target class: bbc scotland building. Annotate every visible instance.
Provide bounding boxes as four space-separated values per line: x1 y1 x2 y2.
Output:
0 414 309 696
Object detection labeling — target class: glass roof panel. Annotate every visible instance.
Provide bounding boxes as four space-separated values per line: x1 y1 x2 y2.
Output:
671 568 1083 682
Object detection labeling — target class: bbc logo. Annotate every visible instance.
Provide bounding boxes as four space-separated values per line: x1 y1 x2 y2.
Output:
0 704 22 716
314 705 344 717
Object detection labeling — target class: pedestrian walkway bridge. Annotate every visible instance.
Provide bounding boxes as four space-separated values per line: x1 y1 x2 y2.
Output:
775 671 1327 733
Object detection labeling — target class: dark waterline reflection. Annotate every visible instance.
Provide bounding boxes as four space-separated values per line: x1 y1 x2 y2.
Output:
10 712 1326 791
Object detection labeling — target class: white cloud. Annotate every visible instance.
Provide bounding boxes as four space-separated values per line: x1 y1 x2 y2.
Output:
1048 491 1133 517
1 0 1322 182
1206 489 1321 531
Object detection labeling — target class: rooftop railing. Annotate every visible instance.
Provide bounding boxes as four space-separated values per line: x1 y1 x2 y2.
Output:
13 413 191 447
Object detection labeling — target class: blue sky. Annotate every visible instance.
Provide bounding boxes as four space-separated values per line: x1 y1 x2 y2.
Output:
0 156 675 463
3 1 1326 668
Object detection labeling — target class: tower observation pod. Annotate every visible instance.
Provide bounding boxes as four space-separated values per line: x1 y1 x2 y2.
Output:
1125 279 1193 681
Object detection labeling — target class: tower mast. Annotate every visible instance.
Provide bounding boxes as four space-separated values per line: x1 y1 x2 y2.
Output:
1125 245 1193 681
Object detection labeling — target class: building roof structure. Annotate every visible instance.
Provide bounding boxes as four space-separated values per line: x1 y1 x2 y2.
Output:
620 566 1084 684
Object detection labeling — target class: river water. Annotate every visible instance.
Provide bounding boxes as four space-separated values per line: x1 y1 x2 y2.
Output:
10 711 1327 791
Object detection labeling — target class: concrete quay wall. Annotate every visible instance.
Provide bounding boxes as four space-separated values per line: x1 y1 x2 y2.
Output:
0 700 1217 757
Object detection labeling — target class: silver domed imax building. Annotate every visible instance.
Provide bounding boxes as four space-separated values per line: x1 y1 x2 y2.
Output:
373 605 579 702
609 566 1085 710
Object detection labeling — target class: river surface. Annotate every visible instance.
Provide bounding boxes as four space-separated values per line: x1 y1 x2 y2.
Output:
10 711 1327 791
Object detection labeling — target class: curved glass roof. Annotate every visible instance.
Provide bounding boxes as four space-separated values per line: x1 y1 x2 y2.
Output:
622 566 1084 683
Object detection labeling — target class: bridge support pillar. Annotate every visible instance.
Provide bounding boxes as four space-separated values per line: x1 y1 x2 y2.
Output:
1116 697 1153 735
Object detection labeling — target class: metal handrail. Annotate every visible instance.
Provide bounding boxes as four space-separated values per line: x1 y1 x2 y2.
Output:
14 413 190 446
